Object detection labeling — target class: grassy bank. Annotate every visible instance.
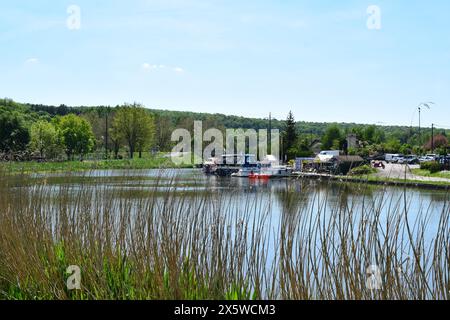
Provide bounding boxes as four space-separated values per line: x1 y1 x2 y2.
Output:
350 175 450 188
0 155 192 173
412 169 450 179
295 172 450 189
0 170 448 300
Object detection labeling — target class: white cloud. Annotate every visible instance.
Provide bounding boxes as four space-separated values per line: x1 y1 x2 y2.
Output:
142 63 184 74
142 63 153 70
173 67 184 73
25 58 39 64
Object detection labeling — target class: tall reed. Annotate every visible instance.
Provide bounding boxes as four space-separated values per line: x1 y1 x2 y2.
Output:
0 169 448 300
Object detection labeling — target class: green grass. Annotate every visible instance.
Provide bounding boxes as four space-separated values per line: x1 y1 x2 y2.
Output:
341 175 450 187
0 155 193 173
298 172 450 188
412 168 450 179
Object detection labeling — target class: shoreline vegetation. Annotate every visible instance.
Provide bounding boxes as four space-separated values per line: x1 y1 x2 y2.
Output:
0 154 193 173
0 171 448 300
1 98 449 190
1 158 449 189
294 172 450 190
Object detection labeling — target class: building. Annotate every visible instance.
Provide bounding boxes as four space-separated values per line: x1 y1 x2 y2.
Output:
346 134 359 149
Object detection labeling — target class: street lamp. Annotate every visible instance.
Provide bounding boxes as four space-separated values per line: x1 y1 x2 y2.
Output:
417 102 434 145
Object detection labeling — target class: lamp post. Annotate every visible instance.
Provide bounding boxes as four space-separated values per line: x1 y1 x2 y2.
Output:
417 102 434 146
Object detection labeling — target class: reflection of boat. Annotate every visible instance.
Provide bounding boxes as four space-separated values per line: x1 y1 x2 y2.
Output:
202 157 219 175
248 173 270 180
231 167 260 177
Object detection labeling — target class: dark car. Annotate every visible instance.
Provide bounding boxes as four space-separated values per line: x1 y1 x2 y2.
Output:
404 155 419 165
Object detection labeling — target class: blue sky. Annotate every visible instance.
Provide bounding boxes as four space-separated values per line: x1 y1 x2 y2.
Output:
1 0 449 127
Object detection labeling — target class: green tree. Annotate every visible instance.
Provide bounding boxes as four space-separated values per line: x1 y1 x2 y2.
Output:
136 113 155 158
399 144 412 155
322 125 342 150
30 121 63 159
384 138 401 153
58 114 95 160
283 111 298 160
109 111 122 159
112 104 156 159
0 111 30 152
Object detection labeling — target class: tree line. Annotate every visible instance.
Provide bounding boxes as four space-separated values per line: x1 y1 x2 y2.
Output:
1 98 448 161
281 111 449 160
0 100 155 161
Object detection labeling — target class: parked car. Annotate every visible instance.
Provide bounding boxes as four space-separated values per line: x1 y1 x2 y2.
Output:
400 155 419 165
385 154 402 163
392 155 405 163
419 156 435 163
437 155 450 165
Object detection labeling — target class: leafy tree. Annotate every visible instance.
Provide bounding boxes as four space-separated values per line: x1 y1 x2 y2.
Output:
112 104 156 158
109 129 122 159
399 144 412 155
0 111 30 152
322 125 342 150
136 113 155 158
30 121 63 159
384 138 401 153
424 134 448 151
154 115 174 151
58 114 95 160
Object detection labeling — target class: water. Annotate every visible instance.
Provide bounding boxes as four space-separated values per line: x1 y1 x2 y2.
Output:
26 168 449 256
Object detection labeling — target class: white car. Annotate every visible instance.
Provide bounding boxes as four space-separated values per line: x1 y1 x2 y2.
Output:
419 156 435 163
392 156 405 163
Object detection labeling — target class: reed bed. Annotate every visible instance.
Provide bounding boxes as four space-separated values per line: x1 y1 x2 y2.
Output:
0 169 448 300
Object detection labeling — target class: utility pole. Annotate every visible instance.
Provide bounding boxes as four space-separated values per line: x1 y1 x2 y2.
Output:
431 123 434 153
268 112 272 155
418 106 421 144
105 107 109 159
417 102 433 146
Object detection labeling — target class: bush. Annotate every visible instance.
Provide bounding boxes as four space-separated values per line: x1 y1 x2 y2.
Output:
420 161 443 174
348 165 376 176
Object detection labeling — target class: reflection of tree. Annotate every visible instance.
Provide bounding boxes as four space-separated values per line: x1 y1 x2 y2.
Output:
321 181 375 212
428 190 450 203
274 180 310 215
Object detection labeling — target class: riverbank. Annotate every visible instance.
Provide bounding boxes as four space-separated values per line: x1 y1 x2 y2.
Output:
0 155 192 173
293 163 450 190
411 168 450 179
2 159 450 190
293 172 450 190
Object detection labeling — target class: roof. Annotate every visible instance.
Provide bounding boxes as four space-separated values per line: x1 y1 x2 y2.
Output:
335 155 364 162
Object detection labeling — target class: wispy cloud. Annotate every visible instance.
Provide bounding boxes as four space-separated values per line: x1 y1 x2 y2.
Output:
239 14 307 29
25 57 39 64
142 63 185 74
173 66 184 73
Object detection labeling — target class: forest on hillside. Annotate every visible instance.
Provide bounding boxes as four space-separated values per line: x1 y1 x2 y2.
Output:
1 98 448 161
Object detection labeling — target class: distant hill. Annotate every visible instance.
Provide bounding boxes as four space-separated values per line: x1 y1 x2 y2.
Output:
1 98 448 152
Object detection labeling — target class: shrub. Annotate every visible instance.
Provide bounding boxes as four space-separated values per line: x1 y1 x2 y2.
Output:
420 161 443 174
348 165 376 176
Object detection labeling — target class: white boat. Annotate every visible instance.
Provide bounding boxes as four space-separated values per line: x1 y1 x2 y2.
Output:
259 165 292 177
259 155 292 178
230 155 293 178
203 154 259 176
